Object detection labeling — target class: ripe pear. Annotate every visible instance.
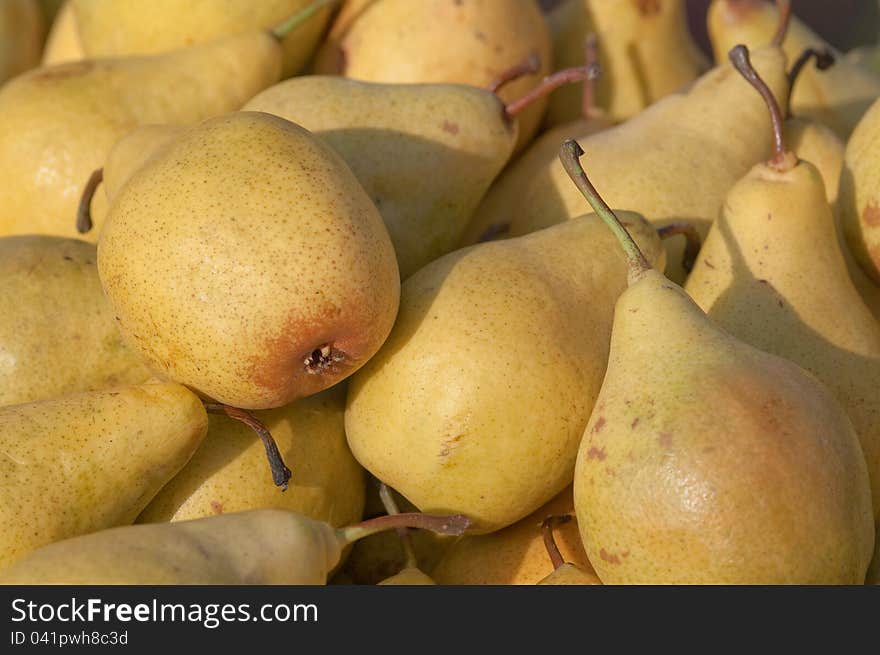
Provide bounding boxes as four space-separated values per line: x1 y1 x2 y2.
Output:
563 139 874 584
244 76 518 278
707 0 880 139
313 0 552 152
0 382 208 572
71 0 333 77
377 568 436 585
536 515 601 585
462 44 789 284
345 214 666 533
138 384 365 527
0 0 44 84
98 112 400 410
374 482 436 585
847 44 880 76
839 98 880 285
0 509 470 585
868 528 880 584
41 0 83 65
544 0 707 126
685 45 880 518
0 12 316 240
0 235 150 406
432 486 597 585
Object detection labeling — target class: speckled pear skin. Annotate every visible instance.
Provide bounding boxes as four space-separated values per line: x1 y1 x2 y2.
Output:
0 236 150 407
72 0 332 78
345 215 665 533
377 567 436 586
0 509 341 585
313 0 552 153
707 0 880 139
98 112 400 410
840 98 880 285
138 384 365 528
0 0 44 84
0 31 282 241
0 382 208 573
465 46 789 284
536 562 601 585
244 76 518 278
685 161 880 518
42 0 83 66
575 269 874 584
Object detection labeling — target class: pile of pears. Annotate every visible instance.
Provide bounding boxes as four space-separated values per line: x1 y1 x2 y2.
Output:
2 0 880 586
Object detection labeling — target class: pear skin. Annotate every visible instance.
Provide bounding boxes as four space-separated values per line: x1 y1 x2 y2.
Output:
41 0 83 66
138 385 365 528
0 382 208 572
0 236 150 406
98 112 400 410
72 0 332 77
245 76 518 278
345 215 665 533
537 563 601 585
0 30 283 240
313 0 552 152
707 0 880 139
377 567 436 586
0 0 44 84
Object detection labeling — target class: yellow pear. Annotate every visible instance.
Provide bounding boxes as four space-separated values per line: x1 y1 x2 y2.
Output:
563 138 874 584
432 486 597 585
0 382 208 572
846 44 880 76
0 0 44 85
707 0 880 139
41 0 83 66
685 45 880 518
138 384 364 528
0 509 470 584
345 214 665 533
71 0 333 77
0 10 322 240
374 482 436 585
98 112 400 410
868 527 880 584
0 235 150 406
536 515 601 585
463 44 789 284
313 0 552 152
544 0 707 126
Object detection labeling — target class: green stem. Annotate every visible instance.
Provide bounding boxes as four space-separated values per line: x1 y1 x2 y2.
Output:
272 0 341 40
377 481 419 570
541 515 572 571
76 168 103 234
337 513 471 547
558 139 650 283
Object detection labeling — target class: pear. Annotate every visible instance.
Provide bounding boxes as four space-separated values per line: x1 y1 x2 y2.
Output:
98 112 400 410
868 527 880 584
536 515 601 585
544 0 707 126
313 0 553 152
41 0 83 66
244 77 518 278
345 213 666 533
0 235 150 406
0 382 208 572
0 0 44 84
685 45 880 520
462 44 790 284
375 482 436 586
707 0 880 139
72 0 334 77
563 139 874 584
432 486 597 585
0 509 469 584
0 9 318 240
846 44 880 76
138 384 365 528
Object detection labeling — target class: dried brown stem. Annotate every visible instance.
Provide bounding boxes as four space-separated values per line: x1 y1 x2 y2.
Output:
542 514 572 571
786 47 835 114
505 64 600 118
657 222 703 274
338 512 471 546
76 168 103 234
772 0 792 47
488 54 541 94
582 33 601 119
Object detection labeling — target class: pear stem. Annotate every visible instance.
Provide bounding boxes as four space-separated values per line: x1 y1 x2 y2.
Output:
76 168 102 234
771 0 792 47
786 47 835 116
657 222 702 274
272 0 341 40
542 515 572 571
203 402 292 491
337 513 471 547
728 45 793 172
581 34 602 120
558 139 650 284
377 480 419 570
505 64 600 118
488 54 541 94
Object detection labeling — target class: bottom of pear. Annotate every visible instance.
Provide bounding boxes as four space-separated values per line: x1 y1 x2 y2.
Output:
303 344 347 375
